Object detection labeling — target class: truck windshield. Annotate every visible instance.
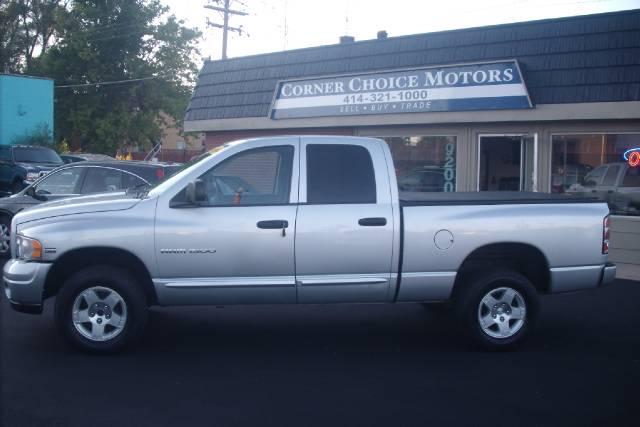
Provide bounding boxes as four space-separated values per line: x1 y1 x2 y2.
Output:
14 147 63 164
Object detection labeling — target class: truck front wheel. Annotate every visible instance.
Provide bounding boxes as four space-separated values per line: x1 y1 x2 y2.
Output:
455 270 539 351
54 266 148 353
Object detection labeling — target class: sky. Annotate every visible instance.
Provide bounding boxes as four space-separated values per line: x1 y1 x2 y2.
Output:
164 0 640 63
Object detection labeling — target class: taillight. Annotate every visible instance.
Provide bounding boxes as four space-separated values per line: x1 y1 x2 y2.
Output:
156 168 164 180
602 215 610 254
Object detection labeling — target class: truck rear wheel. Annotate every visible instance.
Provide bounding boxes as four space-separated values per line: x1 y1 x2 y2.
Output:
54 266 148 353
455 270 539 351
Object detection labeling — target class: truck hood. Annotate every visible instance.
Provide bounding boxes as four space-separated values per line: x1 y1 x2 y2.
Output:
16 162 63 172
14 192 142 225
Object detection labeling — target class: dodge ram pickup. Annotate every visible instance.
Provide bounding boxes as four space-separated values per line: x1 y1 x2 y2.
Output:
3 136 616 352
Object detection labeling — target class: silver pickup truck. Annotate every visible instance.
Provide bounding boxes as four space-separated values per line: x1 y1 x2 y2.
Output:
3 136 616 352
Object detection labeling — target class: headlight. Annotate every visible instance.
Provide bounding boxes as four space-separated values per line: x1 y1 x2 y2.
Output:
15 234 42 260
25 172 40 182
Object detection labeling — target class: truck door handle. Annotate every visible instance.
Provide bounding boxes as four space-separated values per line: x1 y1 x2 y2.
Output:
257 220 288 229
258 220 288 237
358 217 387 226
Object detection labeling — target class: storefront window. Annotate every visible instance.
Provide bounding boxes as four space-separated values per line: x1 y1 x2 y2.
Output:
551 134 640 216
381 136 456 192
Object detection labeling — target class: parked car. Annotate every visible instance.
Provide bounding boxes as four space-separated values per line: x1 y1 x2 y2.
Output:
0 145 64 194
61 153 115 163
3 136 615 353
566 162 640 215
398 167 446 192
551 163 593 193
0 160 182 258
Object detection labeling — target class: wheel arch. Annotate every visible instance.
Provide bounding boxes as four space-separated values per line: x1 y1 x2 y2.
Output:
0 209 14 220
452 242 551 299
44 247 157 305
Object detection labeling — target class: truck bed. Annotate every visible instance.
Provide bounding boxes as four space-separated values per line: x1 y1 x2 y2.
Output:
400 191 601 206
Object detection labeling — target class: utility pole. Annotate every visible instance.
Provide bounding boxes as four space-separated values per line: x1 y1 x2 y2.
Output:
205 0 248 59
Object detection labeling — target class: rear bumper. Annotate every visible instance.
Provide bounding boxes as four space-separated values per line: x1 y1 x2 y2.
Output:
549 263 616 293
600 262 616 287
3 259 51 314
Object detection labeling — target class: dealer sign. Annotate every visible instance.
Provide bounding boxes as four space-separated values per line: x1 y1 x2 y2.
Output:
270 60 532 119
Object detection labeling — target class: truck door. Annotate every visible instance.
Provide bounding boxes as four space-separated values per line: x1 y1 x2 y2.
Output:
295 137 395 303
153 139 299 305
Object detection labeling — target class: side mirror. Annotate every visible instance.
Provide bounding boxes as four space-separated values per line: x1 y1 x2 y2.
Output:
27 187 48 201
185 179 207 205
583 179 597 188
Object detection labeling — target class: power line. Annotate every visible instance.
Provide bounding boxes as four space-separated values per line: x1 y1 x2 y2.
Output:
55 76 158 89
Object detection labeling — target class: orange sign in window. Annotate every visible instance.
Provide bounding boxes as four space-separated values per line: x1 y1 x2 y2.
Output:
624 148 640 167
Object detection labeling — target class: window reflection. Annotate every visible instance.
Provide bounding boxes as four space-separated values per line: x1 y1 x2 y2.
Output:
381 136 457 192
552 134 640 216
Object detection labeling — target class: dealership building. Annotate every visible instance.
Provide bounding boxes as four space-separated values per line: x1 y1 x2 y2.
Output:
185 10 640 270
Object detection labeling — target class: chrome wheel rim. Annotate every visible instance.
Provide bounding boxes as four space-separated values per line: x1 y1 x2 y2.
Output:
0 223 10 254
477 287 526 339
72 286 128 342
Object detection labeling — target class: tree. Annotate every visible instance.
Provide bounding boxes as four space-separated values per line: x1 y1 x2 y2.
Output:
0 0 68 72
32 0 201 154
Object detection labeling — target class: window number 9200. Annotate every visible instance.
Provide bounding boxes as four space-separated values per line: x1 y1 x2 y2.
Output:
443 142 456 192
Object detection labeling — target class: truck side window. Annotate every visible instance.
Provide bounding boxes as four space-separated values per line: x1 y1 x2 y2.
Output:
306 144 376 204
602 165 621 186
622 166 640 187
198 145 293 206
583 166 607 187
122 171 147 189
82 168 123 194
35 168 83 195
0 147 10 162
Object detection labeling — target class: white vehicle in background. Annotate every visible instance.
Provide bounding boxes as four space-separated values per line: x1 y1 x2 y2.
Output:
567 162 640 215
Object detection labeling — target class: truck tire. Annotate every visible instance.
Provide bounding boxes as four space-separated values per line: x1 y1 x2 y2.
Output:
54 265 148 353
454 270 539 351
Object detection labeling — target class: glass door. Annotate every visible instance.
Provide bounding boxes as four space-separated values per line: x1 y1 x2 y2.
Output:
478 134 537 192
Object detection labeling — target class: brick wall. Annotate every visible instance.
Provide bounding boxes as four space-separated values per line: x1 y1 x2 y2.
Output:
205 128 354 150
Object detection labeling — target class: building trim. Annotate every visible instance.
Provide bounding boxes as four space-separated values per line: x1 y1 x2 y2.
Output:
184 101 640 132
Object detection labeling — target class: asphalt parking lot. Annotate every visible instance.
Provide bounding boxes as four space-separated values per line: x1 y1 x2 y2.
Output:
2 278 639 427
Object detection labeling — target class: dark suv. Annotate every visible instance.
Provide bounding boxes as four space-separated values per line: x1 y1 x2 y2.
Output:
0 160 182 257
0 145 64 194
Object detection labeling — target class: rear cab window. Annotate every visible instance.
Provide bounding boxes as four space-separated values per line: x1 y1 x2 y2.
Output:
13 147 63 164
305 144 377 204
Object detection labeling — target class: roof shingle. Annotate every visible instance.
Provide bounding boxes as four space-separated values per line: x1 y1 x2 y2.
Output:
185 9 640 122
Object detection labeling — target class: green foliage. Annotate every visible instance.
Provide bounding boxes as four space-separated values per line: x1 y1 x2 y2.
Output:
0 0 68 72
11 123 53 146
4 0 201 155
57 138 70 153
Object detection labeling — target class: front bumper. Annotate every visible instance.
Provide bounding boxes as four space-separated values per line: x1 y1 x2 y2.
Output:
3 259 52 314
